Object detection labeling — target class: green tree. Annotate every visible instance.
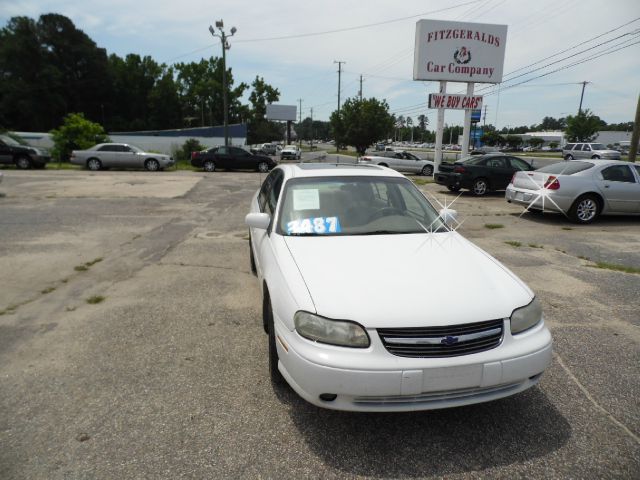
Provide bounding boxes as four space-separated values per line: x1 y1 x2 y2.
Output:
565 109 605 142
527 137 545 149
330 97 394 155
0 14 109 131
246 76 281 144
175 57 248 128
481 131 504 146
50 113 109 160
505 135 523 149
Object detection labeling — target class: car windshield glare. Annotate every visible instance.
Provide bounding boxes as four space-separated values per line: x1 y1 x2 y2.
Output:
0 135 22 146
277 176 447 236
537 161 594 175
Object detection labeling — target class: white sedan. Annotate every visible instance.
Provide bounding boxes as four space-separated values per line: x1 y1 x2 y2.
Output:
246 163 552 412
359 150 435 176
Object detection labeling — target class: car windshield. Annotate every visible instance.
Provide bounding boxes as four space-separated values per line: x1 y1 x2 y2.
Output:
128 144 144 153
405 152 420 160
0 134 22 146
537 161 594 175
277 176 447 236
589 143 606 150
459 155 488 165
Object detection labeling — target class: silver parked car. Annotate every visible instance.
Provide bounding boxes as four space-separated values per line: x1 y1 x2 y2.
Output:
562 143 621 160
70 143 175 171
506 160 640 223
359 150 435 176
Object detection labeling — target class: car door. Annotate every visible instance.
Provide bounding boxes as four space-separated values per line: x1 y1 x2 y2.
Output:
0 139 12 164
215 146 232 169
403 152 423 173
229 147 250 169
485 156 513 189
597 164 640 213
95 144 117 167
120 145 142 168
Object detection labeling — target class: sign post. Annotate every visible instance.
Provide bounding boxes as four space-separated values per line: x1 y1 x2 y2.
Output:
414 19 507 172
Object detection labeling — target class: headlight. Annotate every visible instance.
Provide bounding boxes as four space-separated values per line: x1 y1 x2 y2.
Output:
510 297 543 334
294 311 370 348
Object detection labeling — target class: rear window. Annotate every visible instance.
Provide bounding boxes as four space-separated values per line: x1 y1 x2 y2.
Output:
537 161 594 175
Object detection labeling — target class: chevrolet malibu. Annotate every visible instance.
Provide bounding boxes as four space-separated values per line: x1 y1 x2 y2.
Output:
246 164 552 412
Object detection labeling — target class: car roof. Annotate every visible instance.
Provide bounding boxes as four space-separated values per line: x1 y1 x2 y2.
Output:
277 162 404 179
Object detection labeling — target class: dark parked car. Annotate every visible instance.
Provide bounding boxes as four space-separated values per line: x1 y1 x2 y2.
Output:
0 134 51 169
191 146 277 173
435 154 534 196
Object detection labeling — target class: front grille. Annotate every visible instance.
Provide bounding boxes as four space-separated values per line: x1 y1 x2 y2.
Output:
377 319 503 358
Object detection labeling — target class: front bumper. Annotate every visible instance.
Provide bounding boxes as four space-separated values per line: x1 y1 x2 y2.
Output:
275 315 553 412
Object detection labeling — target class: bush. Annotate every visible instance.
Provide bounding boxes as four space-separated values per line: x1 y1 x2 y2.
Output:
175 138 205 162
50 113 109 161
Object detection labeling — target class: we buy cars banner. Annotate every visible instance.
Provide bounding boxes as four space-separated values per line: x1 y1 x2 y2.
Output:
428 93 483 110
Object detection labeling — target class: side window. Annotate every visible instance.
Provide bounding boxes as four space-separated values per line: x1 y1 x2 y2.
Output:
601 165 635 183
121 145 132 152
258 173 275 212
487 157 506 168
634 165 640 178
394 153 403 159
509 157 532 170
267 172 284 215
565 144 575 151
231 147 247 156
217 147 229 155
575 144 584 151
98 145 113 152
584 145 592 151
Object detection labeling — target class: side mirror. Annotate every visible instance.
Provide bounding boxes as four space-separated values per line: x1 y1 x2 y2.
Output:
439 208 458 227
245 212 271 230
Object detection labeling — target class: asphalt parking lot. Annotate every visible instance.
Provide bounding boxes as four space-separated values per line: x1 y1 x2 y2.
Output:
0 169 638 479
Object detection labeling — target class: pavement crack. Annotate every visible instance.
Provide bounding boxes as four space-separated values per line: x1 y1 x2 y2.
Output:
159 262 250 274
554 352 639 444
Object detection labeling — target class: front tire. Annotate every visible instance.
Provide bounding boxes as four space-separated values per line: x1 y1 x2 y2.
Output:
264 293 284 384
565 154 574 160
15 156 32 169
87 158 102 171
203 160 215 172
591 155 601 159
472 178 489 196
145 159 160 171
421 165 434 176
257 161 269 173
569 194 600 224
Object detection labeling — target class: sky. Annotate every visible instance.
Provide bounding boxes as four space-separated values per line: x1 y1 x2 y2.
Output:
2 0 640 129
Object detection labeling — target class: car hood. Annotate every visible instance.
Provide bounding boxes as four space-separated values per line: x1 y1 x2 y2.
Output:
283 233 532 328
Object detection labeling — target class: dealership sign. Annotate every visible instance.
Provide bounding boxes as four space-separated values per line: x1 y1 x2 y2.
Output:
413 19 508 83
428 93 483 110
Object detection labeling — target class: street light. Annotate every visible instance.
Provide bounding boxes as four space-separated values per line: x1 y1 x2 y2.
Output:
209 19 236 147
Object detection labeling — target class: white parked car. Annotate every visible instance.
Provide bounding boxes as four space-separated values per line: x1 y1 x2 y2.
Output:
359 150 435 176
280 145 301 160
246 163 552 412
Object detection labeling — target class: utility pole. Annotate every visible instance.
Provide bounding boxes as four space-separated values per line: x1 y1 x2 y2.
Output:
578 81 589 115
310 107 314 151
483 105 488 128
298 98 302 149
209 20 237 147
334 61 345 114
359 75 364 101
629 92 640 163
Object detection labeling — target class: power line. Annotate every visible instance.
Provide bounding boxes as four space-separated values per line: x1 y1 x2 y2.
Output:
482 39 640 98
233 0 483 44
